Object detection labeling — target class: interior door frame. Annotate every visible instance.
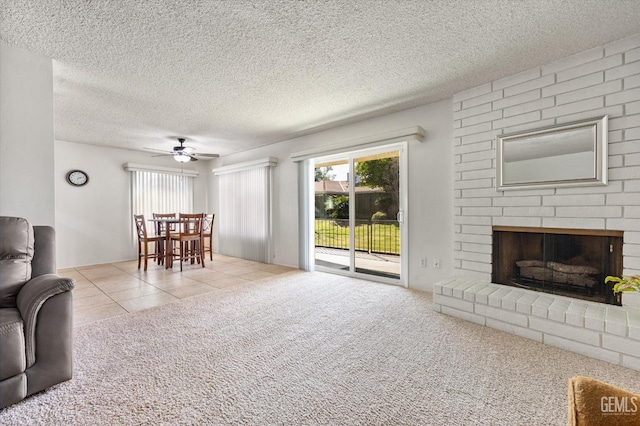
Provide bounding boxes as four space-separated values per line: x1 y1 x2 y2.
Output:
306 142 408 287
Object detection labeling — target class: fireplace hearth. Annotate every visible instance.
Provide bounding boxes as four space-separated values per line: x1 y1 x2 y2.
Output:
492 226 623 305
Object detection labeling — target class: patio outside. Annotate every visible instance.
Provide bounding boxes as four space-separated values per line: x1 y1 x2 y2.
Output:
315 218 400 278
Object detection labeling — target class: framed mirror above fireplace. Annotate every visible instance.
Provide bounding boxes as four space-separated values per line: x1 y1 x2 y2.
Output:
492 226 623 305
496 116 608 190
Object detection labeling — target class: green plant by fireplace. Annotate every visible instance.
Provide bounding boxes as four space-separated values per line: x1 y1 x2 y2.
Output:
605 275 640 293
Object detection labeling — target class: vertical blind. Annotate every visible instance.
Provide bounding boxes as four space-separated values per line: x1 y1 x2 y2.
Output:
131 170 194 220
217 166 271 263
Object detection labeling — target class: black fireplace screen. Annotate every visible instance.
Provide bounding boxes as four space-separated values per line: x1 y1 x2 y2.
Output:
492 227 623 305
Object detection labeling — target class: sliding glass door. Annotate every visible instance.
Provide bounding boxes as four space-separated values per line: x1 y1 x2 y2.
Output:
312 144 406 285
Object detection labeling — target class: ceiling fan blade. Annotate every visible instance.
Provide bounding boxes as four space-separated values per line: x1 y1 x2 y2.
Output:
151 153 174 157
192 153 220 158
143 147 172 154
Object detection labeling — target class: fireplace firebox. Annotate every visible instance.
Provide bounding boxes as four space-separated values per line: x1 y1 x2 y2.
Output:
492 226 623 305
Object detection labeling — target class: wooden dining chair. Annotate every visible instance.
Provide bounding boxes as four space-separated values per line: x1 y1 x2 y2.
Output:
152 213 176 265
134 214 164 271
169 213 205 271
202 214 215 261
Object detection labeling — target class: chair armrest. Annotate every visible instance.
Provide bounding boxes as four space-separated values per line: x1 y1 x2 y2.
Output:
16 274 75 367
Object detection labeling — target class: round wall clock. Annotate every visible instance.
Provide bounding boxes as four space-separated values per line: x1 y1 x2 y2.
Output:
66 170 89 187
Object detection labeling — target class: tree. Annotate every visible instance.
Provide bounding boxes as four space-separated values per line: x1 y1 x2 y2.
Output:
315 166 335 182
354 157 399 217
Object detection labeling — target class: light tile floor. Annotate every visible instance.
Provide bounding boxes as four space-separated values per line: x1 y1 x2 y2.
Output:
60 254 296 326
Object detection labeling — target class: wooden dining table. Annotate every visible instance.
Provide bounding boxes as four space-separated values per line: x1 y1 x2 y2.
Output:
147 217 181 269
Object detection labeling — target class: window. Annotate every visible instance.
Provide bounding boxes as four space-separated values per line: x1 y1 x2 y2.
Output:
130 170 194 219
213 158 277 263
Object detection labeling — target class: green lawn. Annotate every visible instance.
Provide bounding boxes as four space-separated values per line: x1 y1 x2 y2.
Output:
315 219 400 254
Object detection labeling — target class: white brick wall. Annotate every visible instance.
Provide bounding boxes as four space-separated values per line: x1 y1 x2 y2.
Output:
444 33 640 369
452 33 640 281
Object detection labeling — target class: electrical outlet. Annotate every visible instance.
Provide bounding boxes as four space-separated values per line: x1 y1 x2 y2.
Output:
433 258 441 269
420 257 427 268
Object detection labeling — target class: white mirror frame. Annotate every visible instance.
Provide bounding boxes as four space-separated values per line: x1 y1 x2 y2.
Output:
496 116 608 191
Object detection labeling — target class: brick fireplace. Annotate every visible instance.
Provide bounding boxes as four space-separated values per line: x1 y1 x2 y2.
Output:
434 225 640 371
442 34 640 371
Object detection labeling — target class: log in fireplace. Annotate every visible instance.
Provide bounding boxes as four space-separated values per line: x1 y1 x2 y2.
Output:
492 226 623 305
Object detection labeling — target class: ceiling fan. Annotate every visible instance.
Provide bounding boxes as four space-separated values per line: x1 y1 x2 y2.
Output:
144 138 219 162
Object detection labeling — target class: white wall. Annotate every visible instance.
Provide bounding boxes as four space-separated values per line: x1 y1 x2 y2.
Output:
452 33 640 280
209 101 454 291
55 140 211 268
0 43 55 225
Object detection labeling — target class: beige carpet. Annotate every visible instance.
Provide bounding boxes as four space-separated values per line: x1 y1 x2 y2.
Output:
2 271 640 425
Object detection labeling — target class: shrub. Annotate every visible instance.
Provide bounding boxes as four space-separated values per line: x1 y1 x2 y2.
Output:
371 211 388 221
328 195 349 219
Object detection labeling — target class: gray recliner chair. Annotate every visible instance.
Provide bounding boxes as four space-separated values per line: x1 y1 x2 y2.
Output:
0 216 75 409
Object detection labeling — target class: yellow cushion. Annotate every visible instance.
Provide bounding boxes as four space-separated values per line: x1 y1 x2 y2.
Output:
568 376 640 426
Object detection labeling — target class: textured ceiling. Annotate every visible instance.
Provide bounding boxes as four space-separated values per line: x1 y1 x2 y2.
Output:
2 1 640 157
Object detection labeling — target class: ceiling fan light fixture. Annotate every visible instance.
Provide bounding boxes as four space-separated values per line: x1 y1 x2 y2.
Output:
145 137 216 161
174 153 191 163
